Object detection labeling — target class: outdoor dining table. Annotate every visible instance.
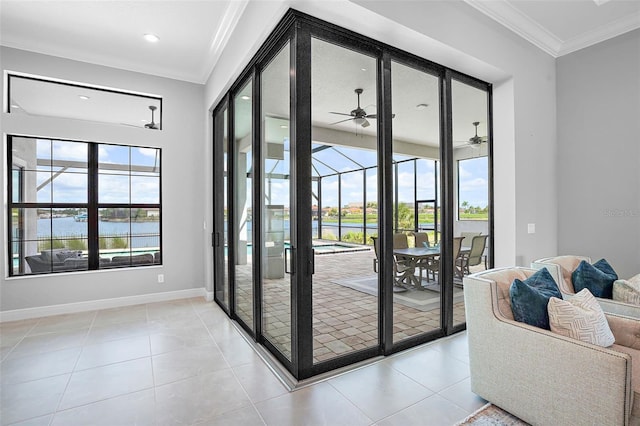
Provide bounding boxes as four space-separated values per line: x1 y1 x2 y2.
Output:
393 245 470 290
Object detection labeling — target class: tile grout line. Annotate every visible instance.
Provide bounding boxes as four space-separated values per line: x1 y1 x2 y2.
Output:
191 297 269 425
49 309 97 425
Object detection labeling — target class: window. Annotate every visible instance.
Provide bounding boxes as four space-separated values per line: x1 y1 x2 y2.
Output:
8 74 162 130
457 157 489 220
7 135 161 276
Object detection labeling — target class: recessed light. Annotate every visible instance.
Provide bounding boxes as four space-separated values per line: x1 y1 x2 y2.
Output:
416 103 429 110
241 95 250 100
11 104 20 109
280 125 288 129
361 68 367 72
79 95 90 100
144 33 160 43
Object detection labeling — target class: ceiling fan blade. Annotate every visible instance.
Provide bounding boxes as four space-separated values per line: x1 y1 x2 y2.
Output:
330 117 354 125
361 113 395 120
329 112 353 117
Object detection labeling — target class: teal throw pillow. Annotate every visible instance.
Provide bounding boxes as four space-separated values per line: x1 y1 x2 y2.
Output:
510 268 562 330
572 259 618 299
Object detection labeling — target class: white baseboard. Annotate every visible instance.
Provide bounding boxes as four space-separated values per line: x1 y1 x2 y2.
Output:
0 287 207 323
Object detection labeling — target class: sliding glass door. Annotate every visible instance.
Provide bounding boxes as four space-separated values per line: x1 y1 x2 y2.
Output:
212 10 493 380
390 60 445 344
260 41 293 362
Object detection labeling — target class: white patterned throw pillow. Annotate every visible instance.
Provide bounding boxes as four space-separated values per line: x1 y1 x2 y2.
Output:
547 289 615 347
612 274 640 305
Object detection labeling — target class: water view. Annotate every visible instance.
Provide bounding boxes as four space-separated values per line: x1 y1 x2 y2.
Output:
36 216 160 249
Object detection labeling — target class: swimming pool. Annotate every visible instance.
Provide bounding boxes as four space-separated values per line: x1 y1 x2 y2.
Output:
311 241 371 255
223 241 371 256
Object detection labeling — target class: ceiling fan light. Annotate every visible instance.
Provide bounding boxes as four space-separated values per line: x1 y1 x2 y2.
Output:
354 117 365 125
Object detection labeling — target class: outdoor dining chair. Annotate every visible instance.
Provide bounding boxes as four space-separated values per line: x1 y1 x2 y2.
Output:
419 236 464 282
370 236 413 291
456 234 488 277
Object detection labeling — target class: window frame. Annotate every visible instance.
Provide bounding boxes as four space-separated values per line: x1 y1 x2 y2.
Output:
7 134 162 277
456 156 489 222
7 73 163 130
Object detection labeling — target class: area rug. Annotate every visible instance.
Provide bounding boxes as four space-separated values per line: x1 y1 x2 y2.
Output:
455 403 530 425
331 275 464 312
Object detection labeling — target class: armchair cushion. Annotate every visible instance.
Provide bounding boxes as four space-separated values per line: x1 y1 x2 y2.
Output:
572 259 618 299
612 274 640 305
548 289 615 347
510 267 562 329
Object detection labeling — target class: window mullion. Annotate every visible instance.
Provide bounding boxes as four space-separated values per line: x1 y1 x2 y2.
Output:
88 143 99 269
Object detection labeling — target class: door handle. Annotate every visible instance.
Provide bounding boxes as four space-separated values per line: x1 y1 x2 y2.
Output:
310 249 315 275
285 247 295 274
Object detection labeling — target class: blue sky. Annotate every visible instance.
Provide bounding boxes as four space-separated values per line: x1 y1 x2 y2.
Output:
32 139 160 204
260 144 487 210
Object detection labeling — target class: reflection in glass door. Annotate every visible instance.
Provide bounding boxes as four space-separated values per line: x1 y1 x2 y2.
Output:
213 103 229 311
260 42 292 361
451 77 491 328
233 81 254 330
310 38 379 364
391 60 443 343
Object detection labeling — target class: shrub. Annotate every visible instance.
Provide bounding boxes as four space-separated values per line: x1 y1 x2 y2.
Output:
66 238 87 251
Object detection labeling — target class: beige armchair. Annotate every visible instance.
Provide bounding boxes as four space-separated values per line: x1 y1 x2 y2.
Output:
532 255 640 318
464 267 640 425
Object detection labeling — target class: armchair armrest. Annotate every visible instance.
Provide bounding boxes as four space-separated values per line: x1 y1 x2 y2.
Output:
465 273 633 425
608 313 640 350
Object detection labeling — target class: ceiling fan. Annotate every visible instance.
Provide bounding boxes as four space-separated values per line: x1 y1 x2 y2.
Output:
329 88 391 128
468 121 487 145
145 105 159 130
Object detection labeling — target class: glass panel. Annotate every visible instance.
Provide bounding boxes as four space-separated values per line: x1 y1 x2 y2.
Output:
12 208 41 274
312 179 319 239
234 79 254 330
391 60 442 343
319 175 339 240
99 145 131 203
12 137 54 203
452 79 490 328
261 42 292 360
365 167 378 243
213 105 229 308
223 110 230 308
395 160 415 233
9 75 162 130
52 171 88 203
98 207 131 266
311 37 378 364
131 176 160 204
340 170 364 244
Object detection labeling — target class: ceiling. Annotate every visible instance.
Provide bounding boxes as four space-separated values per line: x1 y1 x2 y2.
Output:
1 0 639 85
1 0 637 147
464 0 640 57
0 0 249 84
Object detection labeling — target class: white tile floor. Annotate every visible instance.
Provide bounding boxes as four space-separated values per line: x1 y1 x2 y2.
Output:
0 297 485 426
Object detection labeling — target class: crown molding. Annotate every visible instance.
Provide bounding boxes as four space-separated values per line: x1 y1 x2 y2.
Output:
200 0 250 83
465 0 640 58
464 0 563 57
559 10 640 56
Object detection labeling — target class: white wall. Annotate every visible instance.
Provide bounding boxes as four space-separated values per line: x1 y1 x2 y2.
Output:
556 29 640 279
1 47 206 313
204 0 558 269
